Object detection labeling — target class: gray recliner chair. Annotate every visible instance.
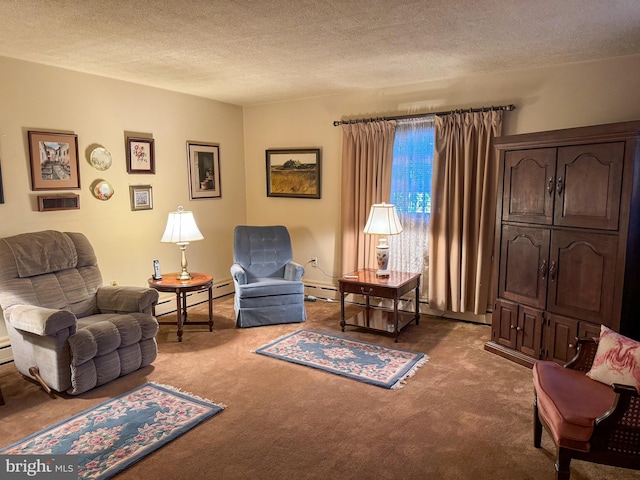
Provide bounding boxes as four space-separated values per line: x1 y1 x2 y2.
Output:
0 230 159 395
230 225 306 328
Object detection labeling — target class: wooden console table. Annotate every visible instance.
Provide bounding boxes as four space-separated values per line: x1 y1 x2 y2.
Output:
339 269 421 342
148 272 213 342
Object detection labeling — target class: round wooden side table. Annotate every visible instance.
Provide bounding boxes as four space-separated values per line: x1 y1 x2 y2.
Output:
148 272 213 342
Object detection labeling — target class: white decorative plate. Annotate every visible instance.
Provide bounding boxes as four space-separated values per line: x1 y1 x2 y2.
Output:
90 147 113 171
93 180 114 201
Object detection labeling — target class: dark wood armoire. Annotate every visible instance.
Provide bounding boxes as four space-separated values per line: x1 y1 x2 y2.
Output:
485 120 640 367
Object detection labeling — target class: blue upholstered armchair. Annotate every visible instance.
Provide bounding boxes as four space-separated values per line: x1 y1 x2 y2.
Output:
230 225 306 328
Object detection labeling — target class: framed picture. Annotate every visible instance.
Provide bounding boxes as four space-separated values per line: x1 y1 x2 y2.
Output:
187 141 221 199
0 159 4 204
27 131 80 190
129 185 153 211
266 148 321 199
126 137 155 174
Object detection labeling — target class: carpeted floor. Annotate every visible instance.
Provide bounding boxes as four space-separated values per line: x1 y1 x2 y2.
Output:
1 296 639 480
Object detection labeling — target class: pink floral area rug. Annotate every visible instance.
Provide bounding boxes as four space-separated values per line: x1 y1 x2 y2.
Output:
0 383 225 480
255 329 429 389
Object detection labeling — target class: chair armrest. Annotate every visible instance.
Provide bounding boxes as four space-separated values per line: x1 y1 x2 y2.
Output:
96 286 159 314
6 304 76 336
231 263 247 285
565 338 598 372
285 261 305 281
591 383 640 450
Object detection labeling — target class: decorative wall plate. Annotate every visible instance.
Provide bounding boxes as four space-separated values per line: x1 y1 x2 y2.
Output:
90 147 113 171
92 180 114 201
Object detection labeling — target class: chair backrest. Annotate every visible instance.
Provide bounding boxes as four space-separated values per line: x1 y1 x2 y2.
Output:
233 225 293 280
0 230 103 318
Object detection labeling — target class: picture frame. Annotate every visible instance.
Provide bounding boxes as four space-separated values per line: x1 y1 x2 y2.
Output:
0 159 4 204
129 185 153 211
187 141 221 199
126 137 155 174
266 148 321 199
27 131 80 190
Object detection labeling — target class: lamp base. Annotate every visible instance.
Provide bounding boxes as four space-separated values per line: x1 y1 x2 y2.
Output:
375 238 390 278
176 270 192 281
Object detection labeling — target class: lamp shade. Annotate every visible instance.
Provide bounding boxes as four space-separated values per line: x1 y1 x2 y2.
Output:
363 203 403 235
160 206 204 244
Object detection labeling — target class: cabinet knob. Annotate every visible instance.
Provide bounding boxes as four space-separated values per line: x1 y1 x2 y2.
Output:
510 324 516 329
556 177 564 196
547 177 555 195
540 259 547 280
568 343 575 349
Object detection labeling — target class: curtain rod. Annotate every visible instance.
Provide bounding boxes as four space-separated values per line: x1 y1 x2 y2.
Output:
332 104 516 127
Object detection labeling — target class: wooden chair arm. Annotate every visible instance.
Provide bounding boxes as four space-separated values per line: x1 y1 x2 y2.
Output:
565 338 598 372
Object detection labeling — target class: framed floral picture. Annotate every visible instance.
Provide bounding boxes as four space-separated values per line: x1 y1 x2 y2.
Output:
27 131 80 190
126 137 155 174
187 141 221 199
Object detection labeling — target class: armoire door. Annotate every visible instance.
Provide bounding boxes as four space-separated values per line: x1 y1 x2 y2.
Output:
517 305 543 358
554 142 624 230
547 230 617 325
492 299 518 349
545 313 578 364
502 148 556 225
498 225 550 309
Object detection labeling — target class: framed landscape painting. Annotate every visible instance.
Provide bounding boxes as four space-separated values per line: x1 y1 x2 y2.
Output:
266 148 321 199
187 141 221 199
28 131 80 190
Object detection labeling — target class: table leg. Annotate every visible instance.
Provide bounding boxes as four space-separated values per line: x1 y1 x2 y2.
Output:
393 298 399 342
414 281 420 325
340 291 346 332
176 292 184 342
208 285 214 331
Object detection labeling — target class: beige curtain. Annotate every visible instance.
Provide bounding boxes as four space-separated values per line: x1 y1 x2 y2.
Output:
340 120 397 274
428 111 503 314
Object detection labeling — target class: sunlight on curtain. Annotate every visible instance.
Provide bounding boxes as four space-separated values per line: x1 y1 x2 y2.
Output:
388 116 434 300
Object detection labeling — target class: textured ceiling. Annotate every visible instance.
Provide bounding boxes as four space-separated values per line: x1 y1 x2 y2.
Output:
1 0 639 106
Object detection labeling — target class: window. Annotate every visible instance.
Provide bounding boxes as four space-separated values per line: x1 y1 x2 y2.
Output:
388 116 435 285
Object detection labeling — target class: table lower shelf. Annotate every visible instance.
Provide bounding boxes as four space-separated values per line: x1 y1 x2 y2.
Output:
342 309 418 337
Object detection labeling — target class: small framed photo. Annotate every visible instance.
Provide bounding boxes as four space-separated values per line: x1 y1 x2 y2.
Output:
129 185 153 211
266 148 321 199
187 141 221 199
27 131 80 190
0 159 4 204
126 137 155 174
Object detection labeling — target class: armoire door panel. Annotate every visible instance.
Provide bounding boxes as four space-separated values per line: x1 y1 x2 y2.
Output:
547 230 617 324
555 142 624 230
493 299 518 349
499 225 550 309
578 321 602 341
502 148 556 225
517 306 543 358
546 314 579 364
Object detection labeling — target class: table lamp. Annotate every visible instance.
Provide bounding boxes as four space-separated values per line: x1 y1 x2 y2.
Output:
161 206 204 281
363 203 403 277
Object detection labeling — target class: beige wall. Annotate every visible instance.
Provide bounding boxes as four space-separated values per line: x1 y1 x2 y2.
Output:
2 53 640 344
243 54 640 298
0 56 247 347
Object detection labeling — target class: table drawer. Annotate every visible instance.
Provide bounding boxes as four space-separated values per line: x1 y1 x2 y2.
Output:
340 282 396 299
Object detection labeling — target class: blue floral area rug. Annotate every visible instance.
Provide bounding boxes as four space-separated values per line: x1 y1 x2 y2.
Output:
0 383 225 480
255 329 428 389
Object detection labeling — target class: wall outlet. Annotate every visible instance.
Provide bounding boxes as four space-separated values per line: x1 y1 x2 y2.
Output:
311 257 318 268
